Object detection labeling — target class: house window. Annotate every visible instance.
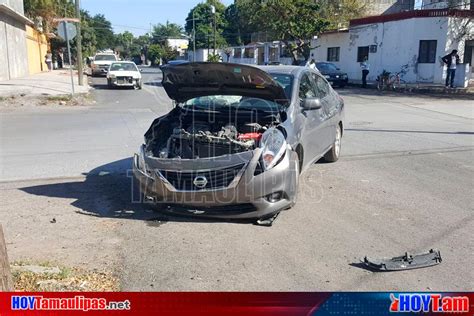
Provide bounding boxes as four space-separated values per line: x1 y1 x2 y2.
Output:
233 48 242 58
244 47 255 58
327 47 340 62
357 46 369 62
418 40 437 63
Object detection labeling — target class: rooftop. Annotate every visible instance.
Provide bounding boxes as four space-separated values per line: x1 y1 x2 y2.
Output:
350 8 473 27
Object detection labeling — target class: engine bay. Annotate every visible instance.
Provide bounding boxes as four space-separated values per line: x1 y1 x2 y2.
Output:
144 107 281 159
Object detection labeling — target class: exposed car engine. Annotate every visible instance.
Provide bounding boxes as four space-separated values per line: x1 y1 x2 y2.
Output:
144 108 278 159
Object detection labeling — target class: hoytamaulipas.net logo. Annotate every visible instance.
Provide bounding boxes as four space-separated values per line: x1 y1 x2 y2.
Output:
11 295 131 311
390 293 469 313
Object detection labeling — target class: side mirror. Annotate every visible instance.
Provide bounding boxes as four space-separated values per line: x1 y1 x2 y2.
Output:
302 98 322 110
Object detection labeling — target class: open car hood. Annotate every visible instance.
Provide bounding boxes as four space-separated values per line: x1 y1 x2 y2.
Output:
161 62 288 104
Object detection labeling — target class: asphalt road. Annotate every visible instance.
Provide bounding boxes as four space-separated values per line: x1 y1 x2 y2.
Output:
0 67 473 291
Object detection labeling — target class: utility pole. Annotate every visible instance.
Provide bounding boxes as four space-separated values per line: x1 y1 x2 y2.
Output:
0 225 13 291
193 10 196 62
210 5 216 54
75 0 83 85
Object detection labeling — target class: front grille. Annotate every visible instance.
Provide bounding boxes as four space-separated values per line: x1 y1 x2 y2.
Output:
158 163 245 191
116 76 133 84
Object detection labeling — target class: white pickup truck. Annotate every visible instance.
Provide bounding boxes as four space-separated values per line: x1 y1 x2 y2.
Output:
91 53 118 76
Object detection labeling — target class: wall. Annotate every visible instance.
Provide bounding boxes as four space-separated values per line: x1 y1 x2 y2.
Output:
0 0 24 14
25 25 48 74
364 0 415 14
421 0 471 9
0 12 29 81
311 16 465 84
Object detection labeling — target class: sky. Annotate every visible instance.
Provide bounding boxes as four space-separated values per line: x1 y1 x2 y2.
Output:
81 0 234 36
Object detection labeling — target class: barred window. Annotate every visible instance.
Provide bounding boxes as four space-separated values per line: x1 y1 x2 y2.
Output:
327 47 340 62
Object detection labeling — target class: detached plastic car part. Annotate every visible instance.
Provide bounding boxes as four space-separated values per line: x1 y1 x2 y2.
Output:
362 249 442 271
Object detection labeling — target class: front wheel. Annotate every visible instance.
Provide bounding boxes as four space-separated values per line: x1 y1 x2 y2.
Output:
324 124 342 163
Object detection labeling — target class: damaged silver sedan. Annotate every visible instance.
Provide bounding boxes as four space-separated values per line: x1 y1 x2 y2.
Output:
133 63 345 223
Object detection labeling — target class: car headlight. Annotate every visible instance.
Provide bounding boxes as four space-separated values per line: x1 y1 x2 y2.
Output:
108 74 116 78
137 144 147 172
260 128 287 170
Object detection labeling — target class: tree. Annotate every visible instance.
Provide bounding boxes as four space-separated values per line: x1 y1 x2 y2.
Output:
89 14 115 50
185 0 227 49
114 31 135 58
152 22 183 44
24 0 74 32
147 44 178 65
236 0 330 64
318 0 367 29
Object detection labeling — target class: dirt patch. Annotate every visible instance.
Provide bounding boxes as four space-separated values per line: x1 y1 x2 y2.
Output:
0 93 95 108
11 261 119 291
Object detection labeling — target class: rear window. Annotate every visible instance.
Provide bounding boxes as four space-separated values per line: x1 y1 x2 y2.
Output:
316 62 338 72
95 54 116 61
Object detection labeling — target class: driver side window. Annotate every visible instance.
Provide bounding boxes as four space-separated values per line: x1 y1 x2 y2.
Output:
311 73 329 99
299 73 317 100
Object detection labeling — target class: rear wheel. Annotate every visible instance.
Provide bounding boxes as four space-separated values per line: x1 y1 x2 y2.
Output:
324 124 342 162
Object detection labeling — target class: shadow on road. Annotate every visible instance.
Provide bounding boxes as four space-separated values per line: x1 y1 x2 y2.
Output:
338 87 474 100
143 82 163 87
19 158 254 226
346 128 474 135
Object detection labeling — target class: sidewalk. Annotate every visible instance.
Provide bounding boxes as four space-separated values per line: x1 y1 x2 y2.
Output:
0 69 90 97
348 80 474 97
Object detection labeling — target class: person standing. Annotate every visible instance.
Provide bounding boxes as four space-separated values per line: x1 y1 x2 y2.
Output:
360 57 370 88
45 51 53 71
442 49 460 88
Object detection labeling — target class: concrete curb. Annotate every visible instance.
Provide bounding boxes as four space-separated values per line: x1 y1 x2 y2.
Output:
347 82 474 97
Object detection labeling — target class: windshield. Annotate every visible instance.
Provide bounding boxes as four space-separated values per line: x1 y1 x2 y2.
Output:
95 54 116 61
316 62 339 72
270 73 293 99
183 95 281 112
110 63 138 71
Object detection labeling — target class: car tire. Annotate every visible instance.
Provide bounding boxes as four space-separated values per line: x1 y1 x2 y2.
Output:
107 78 112 88
138 80 143 90
324 124 342 163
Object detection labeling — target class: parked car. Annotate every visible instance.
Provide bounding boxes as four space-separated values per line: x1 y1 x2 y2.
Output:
106 61 142 89
316 62 348 88
133 63 344 224
91 53 118 76
166 60 189 66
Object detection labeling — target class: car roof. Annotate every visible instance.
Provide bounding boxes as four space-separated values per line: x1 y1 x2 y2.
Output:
111 61 135 64
257 65 321 77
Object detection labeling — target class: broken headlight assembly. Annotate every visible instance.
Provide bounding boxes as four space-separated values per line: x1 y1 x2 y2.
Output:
136 144 148 173
260 128 286 171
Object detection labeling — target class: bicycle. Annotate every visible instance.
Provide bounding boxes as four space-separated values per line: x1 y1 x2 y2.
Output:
377 65 409 91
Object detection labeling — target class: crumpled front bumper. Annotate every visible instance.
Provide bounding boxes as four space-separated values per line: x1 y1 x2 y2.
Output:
109 77 139 87
132 147 298 219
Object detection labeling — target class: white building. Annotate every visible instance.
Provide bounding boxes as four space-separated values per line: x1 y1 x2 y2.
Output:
165 38 189 56
421 0 471 9
311 9 474 86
